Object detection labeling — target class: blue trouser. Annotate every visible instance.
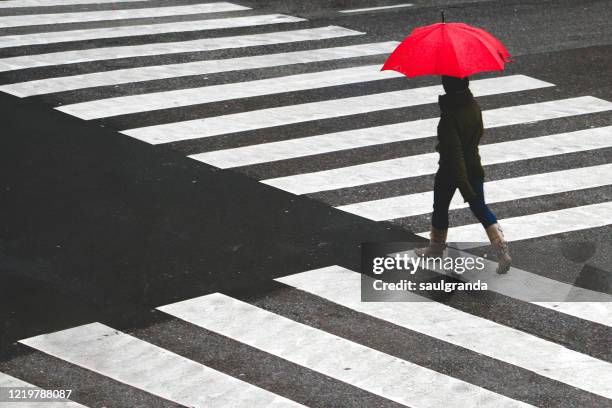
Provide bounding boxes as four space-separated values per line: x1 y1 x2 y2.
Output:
431 171 497 230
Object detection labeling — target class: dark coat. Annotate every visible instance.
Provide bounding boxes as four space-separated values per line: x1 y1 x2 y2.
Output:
435 88 485 202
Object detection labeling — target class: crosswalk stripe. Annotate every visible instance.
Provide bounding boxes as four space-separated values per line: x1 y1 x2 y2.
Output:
0 372 88 407
262 125 612 194
19 323 305 408
190 96 612 168
0 3 248 29
122 75 552 144
0 14 305 49
275 266 612 399
58 65 403 120
158 293 534 408
0 0 148 8
338 163 612 220
0 42 397 97
417 201 612 242
339 3 414 13
0 26 361 73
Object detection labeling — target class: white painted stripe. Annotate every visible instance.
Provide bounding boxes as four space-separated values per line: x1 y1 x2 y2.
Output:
122 75 553 144
340 3 414 13
190 96 612 168
262 126 612 194
0 14 304 48
19 323 304 408
339 164 612 220
276 266 612 399
417 201 612 242
191 117 438 168
0 3 248 28
0 26 361 73
0 0 148 8
159 293 534 408
0 372 88 407
59 65 402 119
0 42 397 97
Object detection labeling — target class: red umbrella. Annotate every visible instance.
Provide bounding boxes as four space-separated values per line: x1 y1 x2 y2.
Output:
382 14 511 78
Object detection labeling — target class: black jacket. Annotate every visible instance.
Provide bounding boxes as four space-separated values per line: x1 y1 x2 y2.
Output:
435 88 485 202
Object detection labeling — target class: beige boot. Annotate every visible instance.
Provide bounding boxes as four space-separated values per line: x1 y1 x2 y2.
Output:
415 226 448 258
485 223 512 274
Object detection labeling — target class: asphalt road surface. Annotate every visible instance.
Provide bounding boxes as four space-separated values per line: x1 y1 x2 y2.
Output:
0 0 611 407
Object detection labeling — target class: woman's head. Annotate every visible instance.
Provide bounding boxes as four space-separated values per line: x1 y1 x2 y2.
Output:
442 75 469 94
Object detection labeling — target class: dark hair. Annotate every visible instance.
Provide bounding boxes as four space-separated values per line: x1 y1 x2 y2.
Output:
442 75 469 94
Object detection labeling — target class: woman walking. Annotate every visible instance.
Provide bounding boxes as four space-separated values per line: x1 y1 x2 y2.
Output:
381 14 514 273
416 75 512 274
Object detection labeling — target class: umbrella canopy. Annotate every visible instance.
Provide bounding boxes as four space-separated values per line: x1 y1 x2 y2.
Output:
382 21 512 78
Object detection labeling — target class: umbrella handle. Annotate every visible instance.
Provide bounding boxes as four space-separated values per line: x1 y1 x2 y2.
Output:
441 10 445 23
